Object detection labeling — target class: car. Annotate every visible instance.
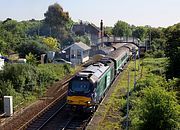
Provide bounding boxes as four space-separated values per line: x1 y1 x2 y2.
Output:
53 58 72 65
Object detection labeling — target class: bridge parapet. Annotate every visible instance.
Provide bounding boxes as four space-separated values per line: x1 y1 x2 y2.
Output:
98 36 140 47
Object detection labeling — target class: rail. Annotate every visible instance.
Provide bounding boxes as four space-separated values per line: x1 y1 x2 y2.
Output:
18 90 67 130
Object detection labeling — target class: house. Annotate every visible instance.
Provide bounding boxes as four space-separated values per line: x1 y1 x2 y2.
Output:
61 42 91 65
72 21 104 45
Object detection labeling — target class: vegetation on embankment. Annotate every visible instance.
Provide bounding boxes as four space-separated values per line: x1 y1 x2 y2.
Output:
96 58 180 130
0 63 76 111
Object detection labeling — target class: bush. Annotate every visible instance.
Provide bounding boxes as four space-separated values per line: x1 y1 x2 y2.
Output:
130 86 180 130
1 64 38 92
0 62 75 110
153 50 165 58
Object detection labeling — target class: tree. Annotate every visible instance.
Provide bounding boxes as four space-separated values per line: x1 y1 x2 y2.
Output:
130 86 180 130
150 27 164 41
132 26 147 41
17 38 49 59
104 26 113 36
44 3 73 46
112 20 131 37
42 37 59 50
165 23 180 78
44 3 70 28
74 35 90 46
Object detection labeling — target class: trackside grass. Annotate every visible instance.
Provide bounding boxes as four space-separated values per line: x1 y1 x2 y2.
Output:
93 58 167 130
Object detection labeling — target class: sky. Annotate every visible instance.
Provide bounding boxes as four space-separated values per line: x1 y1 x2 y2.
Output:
0 0 179 27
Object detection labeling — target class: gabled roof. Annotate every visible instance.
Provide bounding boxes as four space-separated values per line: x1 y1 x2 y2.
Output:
75 42 91 50
63 42 91 51
88 23 100 32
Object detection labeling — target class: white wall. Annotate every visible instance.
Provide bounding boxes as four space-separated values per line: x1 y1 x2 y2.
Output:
82 56 89 63
0 59 4 70
70 44 89 65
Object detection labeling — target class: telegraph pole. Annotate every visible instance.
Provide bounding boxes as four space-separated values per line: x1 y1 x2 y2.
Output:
138 47 140 71
126 71 130 130
133 47 136 89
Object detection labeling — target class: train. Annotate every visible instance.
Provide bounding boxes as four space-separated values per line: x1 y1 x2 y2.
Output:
66 43 138 112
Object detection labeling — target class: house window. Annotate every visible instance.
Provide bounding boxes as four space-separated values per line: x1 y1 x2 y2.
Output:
83 50 88 55
77 49 81 59
71 50 75 58
66 55 69 58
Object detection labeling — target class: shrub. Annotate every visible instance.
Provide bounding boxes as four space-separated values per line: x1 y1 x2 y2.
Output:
153 50 165 58
130 86 180 130
1 64 38 92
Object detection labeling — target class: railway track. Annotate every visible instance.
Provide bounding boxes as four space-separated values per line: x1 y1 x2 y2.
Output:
40 109 92 130
18 90 67 130
61 114 92 130
25 99 66 130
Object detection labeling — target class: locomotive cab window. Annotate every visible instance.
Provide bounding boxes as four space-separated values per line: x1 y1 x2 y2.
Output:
71 80 91 93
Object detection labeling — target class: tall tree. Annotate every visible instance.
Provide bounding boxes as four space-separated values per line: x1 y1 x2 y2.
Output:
132 26 147 41
44 3 73 46
112 20 131 37
44 3 70 28
165 23 180 78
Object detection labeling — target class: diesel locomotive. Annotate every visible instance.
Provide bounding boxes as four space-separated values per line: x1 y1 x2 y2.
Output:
67 43 137 112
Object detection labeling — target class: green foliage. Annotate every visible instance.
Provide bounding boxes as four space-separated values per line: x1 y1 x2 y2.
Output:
0 63 75 109
44 3 70 27
17 38 49 59
151 38 166 51
112 20 132 37
0 39 7 53
104 26 113 36
0 64 38 92
74 35 91 45
37 63 74 83
130 58 180 130
42 37 59 50
153 50 165 58
132 26 147 41
44 3 72 42
144 49 165 58
130 86 180 130
165 23 180 78
149 27 164 40
25 52 37 65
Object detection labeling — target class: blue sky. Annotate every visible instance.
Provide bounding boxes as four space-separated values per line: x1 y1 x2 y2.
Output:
0 0 179 27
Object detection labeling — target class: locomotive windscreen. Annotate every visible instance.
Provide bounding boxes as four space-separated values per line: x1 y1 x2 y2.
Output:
70 80 91 93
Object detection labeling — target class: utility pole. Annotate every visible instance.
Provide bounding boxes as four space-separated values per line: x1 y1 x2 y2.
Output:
126 71 130 130
149 27 151 49
138 47 140 71
133 47 136 89
49 27 52 36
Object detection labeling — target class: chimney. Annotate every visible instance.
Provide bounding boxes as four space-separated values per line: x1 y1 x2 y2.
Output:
100 20 104 47
100 20 103 38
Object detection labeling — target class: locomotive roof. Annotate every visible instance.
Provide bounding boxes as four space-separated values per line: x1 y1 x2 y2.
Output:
111 43 127 49
107 46 129 60
77 62 110 83
123 43 138 51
